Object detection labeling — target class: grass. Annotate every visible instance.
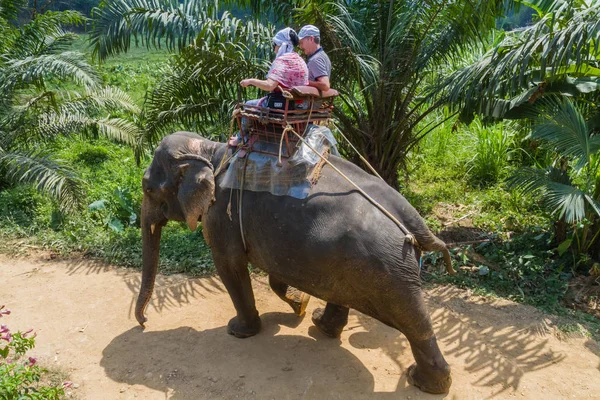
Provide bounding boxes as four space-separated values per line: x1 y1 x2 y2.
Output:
71 34 171 105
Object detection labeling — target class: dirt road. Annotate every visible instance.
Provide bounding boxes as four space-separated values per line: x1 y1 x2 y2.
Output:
1 254 599 399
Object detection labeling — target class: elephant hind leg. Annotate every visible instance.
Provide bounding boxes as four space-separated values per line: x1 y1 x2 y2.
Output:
268 275 310 316
380 286 452 394
312 302 349 338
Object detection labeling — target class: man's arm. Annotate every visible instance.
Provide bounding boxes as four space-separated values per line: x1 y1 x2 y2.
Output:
240 78 278 92
308 76 330 92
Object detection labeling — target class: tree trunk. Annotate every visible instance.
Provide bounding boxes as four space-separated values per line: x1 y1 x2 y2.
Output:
554 217 568 245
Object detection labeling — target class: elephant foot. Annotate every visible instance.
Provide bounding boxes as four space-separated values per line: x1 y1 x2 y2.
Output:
311 307 346 338
227 315 261 339
289 292 311 317
407 363 452 394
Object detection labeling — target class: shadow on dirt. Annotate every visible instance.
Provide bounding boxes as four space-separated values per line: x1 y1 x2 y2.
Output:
585 339 600 372
100 312 442 400
57 257 227 322
120 273 226 320
99 275 569 399
426 287 564 398
344 285 569 399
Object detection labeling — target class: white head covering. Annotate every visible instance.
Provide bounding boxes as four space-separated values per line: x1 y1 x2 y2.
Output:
272 27 296 59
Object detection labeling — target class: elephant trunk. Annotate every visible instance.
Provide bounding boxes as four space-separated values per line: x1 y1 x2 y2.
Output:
135 196 164 327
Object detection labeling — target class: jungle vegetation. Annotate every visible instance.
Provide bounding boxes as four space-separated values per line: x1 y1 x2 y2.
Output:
1 0 599 332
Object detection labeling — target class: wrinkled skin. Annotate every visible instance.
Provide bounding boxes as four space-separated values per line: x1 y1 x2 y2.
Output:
138 132 452 394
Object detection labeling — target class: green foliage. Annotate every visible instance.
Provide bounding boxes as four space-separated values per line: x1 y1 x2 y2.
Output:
0 6 140 210
428 230 570 309
0 137 215 275
0 306 66 400
291 0 510 187
90 0 274 149
507 96 600 258
406 116 547 232
466 119 516 186
447 0 600 121
76 145 110 165
90 0 511 185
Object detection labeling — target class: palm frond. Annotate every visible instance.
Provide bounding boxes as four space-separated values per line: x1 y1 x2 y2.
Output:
96 117 141 145
507 165 571 193
446 2 600 117
0 0 25 21
221 0 298 24
1 52 101 92
520 0 567 15
32 113 140 146
90 0 223 61
543 180 589 222
141 19 273 145
59 86 141 115
8 11 86 58
585 194 600 218
0 148 85 210
532 96 592 171
507 165 588 222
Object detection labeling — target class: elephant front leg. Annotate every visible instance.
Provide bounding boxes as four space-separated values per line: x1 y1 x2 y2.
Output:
214 253 261 338
268 275 311 316
311 303 349 338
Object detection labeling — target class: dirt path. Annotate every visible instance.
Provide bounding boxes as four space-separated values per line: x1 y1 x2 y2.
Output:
1 254 599 399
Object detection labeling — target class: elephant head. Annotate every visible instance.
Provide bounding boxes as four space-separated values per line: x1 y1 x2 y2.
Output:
136 132 220 326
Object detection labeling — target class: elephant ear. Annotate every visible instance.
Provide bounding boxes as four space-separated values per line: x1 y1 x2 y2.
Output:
177 158 215 232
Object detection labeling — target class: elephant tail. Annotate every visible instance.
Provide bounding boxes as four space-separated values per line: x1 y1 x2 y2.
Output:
418 235 456 275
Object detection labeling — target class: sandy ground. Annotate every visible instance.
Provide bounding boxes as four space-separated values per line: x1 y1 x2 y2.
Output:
1 254 599 400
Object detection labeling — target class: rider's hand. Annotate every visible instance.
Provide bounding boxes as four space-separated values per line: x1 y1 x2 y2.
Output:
240 79 252 87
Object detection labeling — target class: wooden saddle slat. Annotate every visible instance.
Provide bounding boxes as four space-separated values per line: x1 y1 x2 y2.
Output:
235 87 338 159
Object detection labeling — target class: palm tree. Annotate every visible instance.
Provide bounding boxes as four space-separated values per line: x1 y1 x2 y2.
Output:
446 0 600 122
508 96 600 257
291 0 511 187
91 0 510 188
0 1 140 210
90 0 274 148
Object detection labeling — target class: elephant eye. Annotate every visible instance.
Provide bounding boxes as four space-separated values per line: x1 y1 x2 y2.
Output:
145 188 153 194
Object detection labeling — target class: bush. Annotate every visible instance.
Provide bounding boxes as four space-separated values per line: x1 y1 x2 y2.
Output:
426 230 570 310
76 146 110 166
466 119 516 187
0 306 66 399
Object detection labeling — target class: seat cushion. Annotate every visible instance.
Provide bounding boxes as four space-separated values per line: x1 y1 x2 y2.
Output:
290 86 339 99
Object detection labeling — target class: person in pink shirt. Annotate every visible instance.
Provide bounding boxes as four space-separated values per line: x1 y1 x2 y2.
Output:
240 27 308 94
230 27 308 146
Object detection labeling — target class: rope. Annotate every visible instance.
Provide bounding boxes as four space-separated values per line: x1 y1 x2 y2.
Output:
277 98 314 164
335 129 384 181
214 146 242 178
238 156 249 252
278 126 294 165
287 127 418 247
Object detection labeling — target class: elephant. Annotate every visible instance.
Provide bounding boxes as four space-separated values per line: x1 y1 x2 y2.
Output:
137 131 453 394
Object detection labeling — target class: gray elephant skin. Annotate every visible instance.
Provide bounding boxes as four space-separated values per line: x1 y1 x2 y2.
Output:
137 131 452 394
